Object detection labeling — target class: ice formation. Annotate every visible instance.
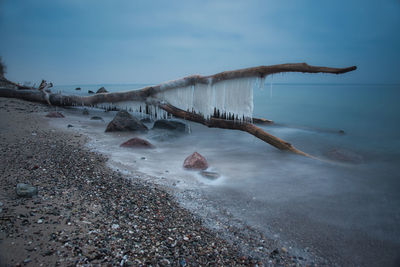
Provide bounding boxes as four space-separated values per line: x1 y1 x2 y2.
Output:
156 77 257 122
96 76 264 123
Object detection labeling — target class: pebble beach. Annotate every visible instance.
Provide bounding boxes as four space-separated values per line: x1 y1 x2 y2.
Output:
0 98 317 266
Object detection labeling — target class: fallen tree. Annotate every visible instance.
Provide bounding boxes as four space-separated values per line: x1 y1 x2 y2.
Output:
0 63 356 157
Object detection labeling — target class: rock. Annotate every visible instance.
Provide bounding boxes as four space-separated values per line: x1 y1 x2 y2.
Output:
88 90 94 94
183 152 208 170
326 148 363 163
90 116 104 121
152 119 186 132
96 87 108 94
45 111 64 118
120 138 154 148
16 183 38 198
75 87 81 91
105 110 148 132
82 108 89 115
338 130 345 134
67 124 73 128
200 171 220 180
111 224 119 229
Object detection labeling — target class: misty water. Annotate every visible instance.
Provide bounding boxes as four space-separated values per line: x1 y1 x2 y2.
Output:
52 83 400 266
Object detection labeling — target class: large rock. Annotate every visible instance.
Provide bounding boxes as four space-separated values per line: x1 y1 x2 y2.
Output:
96 87 108 94
46 111 64 118
105 110 148 132
183 152 208 170
16 183 38 198
75 87 81 91
88 90 94 94
152 120 186 132
120 137 154 148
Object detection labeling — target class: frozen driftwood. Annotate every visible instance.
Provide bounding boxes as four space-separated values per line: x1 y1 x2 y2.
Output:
0 63 356 156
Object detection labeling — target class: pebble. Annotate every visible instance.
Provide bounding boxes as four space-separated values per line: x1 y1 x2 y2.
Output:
0 98 316 267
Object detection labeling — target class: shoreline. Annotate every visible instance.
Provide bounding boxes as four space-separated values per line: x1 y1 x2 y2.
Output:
0 98 310 266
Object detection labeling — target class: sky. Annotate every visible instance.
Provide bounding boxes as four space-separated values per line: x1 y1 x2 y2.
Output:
0 0 399 85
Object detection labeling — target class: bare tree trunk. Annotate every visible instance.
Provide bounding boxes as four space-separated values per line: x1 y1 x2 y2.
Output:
0 63 356 157
154 101 310 156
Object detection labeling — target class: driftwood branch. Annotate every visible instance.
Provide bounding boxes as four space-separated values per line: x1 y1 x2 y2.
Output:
152 101 310 156
0 63 356 156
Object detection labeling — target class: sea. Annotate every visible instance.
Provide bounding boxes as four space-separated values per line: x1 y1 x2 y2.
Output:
51 82 400 266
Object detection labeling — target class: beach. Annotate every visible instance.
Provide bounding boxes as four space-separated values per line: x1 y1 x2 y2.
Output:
0 98 313 266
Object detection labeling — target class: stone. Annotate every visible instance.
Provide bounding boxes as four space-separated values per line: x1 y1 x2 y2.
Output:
120 138 154 148
326 148 363 163
82 108 89 115
45 111 64 118
67 124 73 128
75 87 81 91
105 110 148 132
88 90 94 94
90 116 104 121
183 152 208 170
96 87 108 94
153 119 186 132
16 183 38 198
200 171 220 180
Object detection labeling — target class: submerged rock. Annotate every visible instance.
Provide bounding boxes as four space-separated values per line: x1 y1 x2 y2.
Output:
152 120 186 132
326 148 363 163
16 183 38 198
105 110 148 132
120 137 154 148
96 87 108 94
183 152 208 170
200 171 220 180
45 111 64 118
90 116 104 121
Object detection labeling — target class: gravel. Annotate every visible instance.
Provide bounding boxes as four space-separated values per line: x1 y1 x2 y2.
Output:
0 98 318 266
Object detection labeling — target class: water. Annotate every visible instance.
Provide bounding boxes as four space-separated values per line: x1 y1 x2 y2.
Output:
52 83 400 266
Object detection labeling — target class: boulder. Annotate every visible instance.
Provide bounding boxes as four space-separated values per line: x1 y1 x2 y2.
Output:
120 137 154 148
88 90 94 94
153 120 186 132
46 111 64 118
75 87 81 91
16 183 38 198
105 110 148 132
183 152 208 170
96 87 108 94
200 171 220 180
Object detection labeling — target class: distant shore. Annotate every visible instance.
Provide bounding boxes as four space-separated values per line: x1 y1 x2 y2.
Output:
0 97 310 266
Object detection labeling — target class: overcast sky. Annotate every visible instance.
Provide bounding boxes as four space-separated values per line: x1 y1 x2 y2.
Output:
0 0 399 85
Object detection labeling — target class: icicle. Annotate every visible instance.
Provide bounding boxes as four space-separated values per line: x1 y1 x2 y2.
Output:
154 77 256 121
270 74 273 98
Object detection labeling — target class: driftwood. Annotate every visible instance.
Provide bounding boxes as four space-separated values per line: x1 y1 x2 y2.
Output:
0 63 356 157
